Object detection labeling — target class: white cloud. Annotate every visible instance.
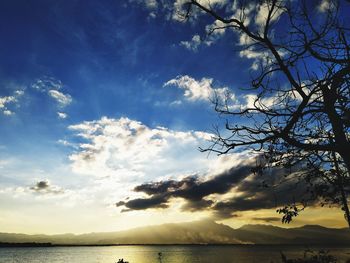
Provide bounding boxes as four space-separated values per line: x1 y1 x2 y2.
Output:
14 90 24 96
254 1 284 30
203 19 228 46
48 90 72 107
31 77 73 109
234 2 284 70
57 112 68 119
172 0 228 21
164 75 232 103
173 1 284 70
145 0 158 9
129 0 159 18
0 96 15 108
243 94 275 110
3 110 13 116
179 7 229 50
205 19 227 36
57 139 77 148
239 48 271 70
0 89 24 116
130 0 158 9
317 0 334 12
163 75 287 112
67 117 228 183
180 31 220 51
31 77 63 92
130 0 283 57
180 34 202 51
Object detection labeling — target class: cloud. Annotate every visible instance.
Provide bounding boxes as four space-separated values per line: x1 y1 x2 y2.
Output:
31 77 63 92
128 0 283 58
57 139 77 149
317 0 334 12
66 116 310 219
173 1 282 53
30 180 50 190
172 0 228 21
0 90 24 116
180 34 202 51
0 78 71 118
48 90 72 107
67 116 218 182
211 167 309 218
116 160 254 212
163 75 277 110
176 1 284 69
3 110 13 116
31 77 72 112
57 112 68 119
254 1 284 30
180 1 283 71
128 0 159 18
29 180 64 195
179 32 223 51
117 158 310 219
116 195 169 211
145 0 158 9
130 0 158 9
164 75 234 104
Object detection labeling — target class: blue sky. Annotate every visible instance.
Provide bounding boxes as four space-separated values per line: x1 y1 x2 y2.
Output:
0 0 348 234
0 0 250 149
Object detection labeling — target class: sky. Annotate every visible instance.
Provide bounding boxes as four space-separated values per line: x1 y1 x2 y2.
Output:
0 0 348 234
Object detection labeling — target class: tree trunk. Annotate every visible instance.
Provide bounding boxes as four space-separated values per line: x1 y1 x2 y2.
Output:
333 151 350 229
323 85 350 228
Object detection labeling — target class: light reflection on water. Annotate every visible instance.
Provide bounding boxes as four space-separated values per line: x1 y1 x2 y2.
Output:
1 245 350 263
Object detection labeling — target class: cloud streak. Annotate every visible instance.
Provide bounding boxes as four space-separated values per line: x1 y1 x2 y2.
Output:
48 90 72 107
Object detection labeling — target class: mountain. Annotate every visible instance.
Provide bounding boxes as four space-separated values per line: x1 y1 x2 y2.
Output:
0 220 349 245
234 224 350 245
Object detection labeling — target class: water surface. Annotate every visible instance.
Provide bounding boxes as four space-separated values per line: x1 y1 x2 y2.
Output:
1 245 350 263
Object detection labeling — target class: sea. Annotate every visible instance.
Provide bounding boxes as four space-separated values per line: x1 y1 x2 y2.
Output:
1 245 350 263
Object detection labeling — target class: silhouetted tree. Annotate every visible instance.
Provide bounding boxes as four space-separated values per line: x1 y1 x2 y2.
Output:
180 0 350 227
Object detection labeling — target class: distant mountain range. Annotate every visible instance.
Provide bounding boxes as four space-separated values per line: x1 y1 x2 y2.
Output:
1 220 349 245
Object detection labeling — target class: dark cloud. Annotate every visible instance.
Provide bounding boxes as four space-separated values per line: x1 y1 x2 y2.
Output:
116 159 311 218
116 161 254 212
116 195 168 211
181 199 215 212
211 166 310 217
29 180 64 194
31 181 50 190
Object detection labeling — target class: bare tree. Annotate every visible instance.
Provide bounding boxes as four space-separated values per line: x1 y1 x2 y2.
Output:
181 0 350 227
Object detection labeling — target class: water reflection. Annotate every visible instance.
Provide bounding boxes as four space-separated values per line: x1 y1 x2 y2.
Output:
0 245 350 263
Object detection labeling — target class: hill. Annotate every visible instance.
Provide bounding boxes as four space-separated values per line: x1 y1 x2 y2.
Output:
1 220 349 245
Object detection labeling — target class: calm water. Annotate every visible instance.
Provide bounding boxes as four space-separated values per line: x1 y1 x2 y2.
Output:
1 245 350 263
